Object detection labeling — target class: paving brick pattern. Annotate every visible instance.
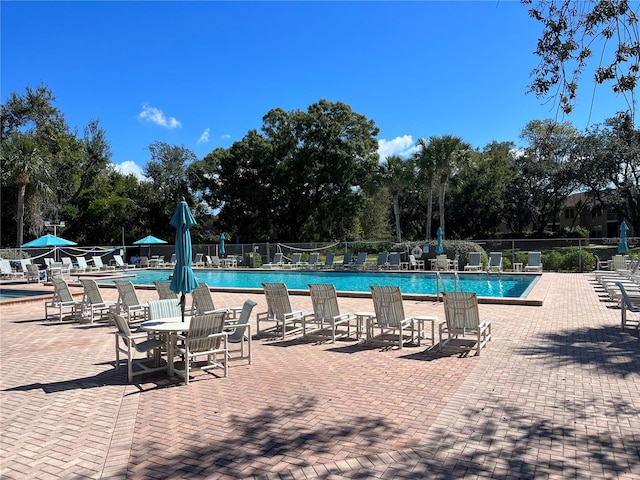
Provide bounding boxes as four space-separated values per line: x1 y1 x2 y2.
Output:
1 273 639 479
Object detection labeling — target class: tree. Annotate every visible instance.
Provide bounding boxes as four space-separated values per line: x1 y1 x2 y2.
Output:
1 85 69 246
378 155 414 242
413 137 437 240
524 0 640 117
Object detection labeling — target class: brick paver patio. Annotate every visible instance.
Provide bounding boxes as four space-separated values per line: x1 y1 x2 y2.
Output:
1 272 639 479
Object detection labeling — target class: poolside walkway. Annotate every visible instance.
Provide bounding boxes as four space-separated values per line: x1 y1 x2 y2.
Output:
1 273 639 479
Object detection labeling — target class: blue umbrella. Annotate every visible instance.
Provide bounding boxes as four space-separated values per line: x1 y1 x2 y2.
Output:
619 221 629 254
219 233 226 256
169 201 198 321
435 227 444 254
133 235 167 257
21 234 77 248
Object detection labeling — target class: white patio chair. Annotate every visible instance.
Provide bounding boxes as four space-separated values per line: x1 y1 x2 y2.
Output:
440 291 492 356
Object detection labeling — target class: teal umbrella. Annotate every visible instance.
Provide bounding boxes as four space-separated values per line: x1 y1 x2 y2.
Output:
435 227 444 254
619 221 629 254
21 234 77 248
169 201 198 321
133 235 167 257
219 233 226 256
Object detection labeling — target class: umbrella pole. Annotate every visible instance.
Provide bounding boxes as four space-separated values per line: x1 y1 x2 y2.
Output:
180 293 186 322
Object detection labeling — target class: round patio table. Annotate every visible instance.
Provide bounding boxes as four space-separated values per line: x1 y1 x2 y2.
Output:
140 318 190 377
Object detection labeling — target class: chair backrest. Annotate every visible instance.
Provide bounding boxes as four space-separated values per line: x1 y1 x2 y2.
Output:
324 252 335 266
388 252 400 267
80 279 104 304
139 256 150 267
370 285 406 327
291 252 302 264
210 255 220 267
527 251 541 266
342 252 353 265
443 291 480 331
354 252 367 265
192 283 216 314
44 258 53 267
61 257 73 266
92 256 105 268
113 254 125 266
115 280 141 307
436 254 448 269
468 252 481 267
262 282 293 320
272 252 283 264
169 253 177 264
228 299 258 342
309 284 341 321
188 312 227 353
76 256 88 269
19 259 31 272
616 282 640 311
148 299 182 320
408 254 418 266
488 252 502 267
308 252 319 265
26 263 40 275
0 260 11 274
52 277 74 303
194 253 203 263
111 312 134 339
153 281 177 299
377 252 388 266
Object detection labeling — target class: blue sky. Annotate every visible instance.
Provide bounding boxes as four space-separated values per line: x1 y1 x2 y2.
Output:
2 1 632 180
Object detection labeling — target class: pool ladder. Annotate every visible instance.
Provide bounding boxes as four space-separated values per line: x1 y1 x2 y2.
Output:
435 271 460 301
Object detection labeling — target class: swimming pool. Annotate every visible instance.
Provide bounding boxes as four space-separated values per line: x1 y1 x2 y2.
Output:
0 289 51 301
104 269 540 298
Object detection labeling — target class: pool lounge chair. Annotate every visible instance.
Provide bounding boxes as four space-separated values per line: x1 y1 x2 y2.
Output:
349 252 368 270
93 256 115 271
368 285 419 349
306 284 356 343
257 283 312 339
386 252 401 270
402 254 425 270
335 252 353 269
464 252 483 271
262 252 284 269
373 252 389 270
114 280 149 325
45 277 83 322
290 252 305 268
616 282 640 330
486 252 503 273
440 291 492 356
307 252 320 269
153 281 178 300
524 252 543 272
193 253 205 267
76 256 97 272
26 263 42 283
113 254 135 270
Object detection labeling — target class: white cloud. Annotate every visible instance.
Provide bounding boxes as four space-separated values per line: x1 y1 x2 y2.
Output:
137 103 181 128
221 134 231 140
113 161 147 181
197 128 210 144
377 135 418 160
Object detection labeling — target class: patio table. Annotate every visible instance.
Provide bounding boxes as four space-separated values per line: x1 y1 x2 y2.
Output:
140 317 190 377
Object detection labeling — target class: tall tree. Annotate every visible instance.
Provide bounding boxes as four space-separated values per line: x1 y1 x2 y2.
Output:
413 137 437 240
379 155 414 242
524 0 640 118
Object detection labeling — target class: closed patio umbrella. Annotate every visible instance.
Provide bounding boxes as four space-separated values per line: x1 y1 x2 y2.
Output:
169 201 198 321
435 227 444 254
619 221 629 254
219 233 226 256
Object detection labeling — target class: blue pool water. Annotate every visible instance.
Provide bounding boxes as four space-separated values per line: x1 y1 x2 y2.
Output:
0 289 51 301
106 269 539 298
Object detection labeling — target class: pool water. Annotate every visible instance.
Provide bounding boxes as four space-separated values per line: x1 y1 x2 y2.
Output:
107 269 539 298
0 289 51 301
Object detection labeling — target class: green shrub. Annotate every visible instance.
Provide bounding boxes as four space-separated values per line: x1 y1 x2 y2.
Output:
244 252 262 267
543 251 563 271
562 248 595 272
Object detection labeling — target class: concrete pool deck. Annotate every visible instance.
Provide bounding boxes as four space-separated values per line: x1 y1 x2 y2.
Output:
1 272 639 479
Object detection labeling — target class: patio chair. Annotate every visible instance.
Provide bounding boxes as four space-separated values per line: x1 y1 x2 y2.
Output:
114 280 149 325
524 251 543 272
368 286 419 349
148 298 182 320
404 254 425 270
615 282 640 330
60 257 74 276
76 256 98 272
227 299 257 364
92 256 114 271
319 252 335 269
435 254 450 271
594 254 612 272
45 277 83 322
193 253 205 267
113 254 135 269
486 252 503 273
335 252 353 269
308 252 320 269
374 252 389 269
111 312 167 383
440 291 492 356
208 255 221 268
464 252 483 271
257 283 312 339
0 259 22 278
25 263 42 283
191 283 242 318
174 311 229 385
138 256 150 268
79 279 117 324
290 252 305 268
153 280 178 300
349 252 368 269
307 284 356 343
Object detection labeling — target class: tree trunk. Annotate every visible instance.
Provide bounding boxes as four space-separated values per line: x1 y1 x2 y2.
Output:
426 178 435 240
16 178 27 247
393 195 401 242
438 177 447 236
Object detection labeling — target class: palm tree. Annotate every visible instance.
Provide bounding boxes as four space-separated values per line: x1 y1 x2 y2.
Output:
379 155 414 242
414 138 436 240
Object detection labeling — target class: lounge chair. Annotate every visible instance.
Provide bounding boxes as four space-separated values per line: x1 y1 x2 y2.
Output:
113 254 135 269
167 253 177 266
594 254 612 271
290 252 305 268
45 277 82 322
386 252 401 270
0 259 23 278
374 252 389 270
349 252 368 269
403 254 425 270
174 311 229 384
193 253 205 267
524 251 543 272
114 280 149 325
308 252 320 269
486 252 503 273
306 284 356 343
92 256 114 271
464 252 483 271
335 252 353 269
79 279 117 324
112 312 167 383
440 291 492 356
319 252 335 269
138 256 150 268
368 285 419 349
227 299 257 364
76 256 97 272
256 283 312 339
61 257 74 275
616 282 640 330
26 263 42 283
262 252 284 269
153 281 178 300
